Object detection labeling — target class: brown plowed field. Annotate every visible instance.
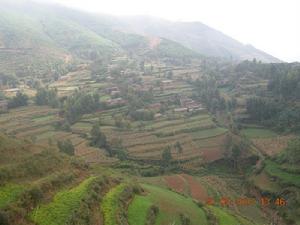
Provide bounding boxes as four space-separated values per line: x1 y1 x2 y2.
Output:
163 174 208 203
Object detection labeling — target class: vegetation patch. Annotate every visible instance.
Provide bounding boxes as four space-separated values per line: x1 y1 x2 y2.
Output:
141 183 207 225
101 183 127 225
128 195 153 225
31 176 96 225
241 128 277 139
0 184 25 208
264 160 300 187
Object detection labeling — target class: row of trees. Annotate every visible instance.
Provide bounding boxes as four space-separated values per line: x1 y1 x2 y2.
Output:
194 76 227 113
246 97 300 132
63 91 100 124
35 88 59 108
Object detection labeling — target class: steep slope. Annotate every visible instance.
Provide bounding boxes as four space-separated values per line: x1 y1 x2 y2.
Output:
0 1 201 78
112 16 281 63
0 1 122 78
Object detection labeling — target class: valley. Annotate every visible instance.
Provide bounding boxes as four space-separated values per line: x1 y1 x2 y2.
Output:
0 1 299 225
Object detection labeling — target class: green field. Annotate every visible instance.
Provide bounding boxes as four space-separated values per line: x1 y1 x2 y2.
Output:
31 176 96 225
208 206 240 225
140 184 207 225
241 128 277 139
128 195 153 225
264 160 300 187
0 184 25 208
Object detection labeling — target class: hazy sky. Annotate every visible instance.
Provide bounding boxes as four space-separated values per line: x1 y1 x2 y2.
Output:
43 0 300 62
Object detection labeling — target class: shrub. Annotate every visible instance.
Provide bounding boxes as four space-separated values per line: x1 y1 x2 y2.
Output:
0 210 9 225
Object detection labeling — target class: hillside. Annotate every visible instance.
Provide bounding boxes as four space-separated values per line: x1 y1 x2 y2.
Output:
110 15 281 63
0 1 201 78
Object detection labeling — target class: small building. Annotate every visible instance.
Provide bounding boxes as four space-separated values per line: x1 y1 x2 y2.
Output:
105 87 119 94
161 80 173 86
111 90 121 97
0 100 8 112
105 98 126 107
154 113 162 119
180 97 203 112
148 103 161 111
174 107 188 113
3 88 20 93
59 75 69 81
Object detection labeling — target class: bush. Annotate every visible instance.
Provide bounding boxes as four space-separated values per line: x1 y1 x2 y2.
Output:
0 210 9 225
7 92 28 109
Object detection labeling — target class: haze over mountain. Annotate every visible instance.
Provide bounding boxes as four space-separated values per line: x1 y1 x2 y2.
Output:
0 0 280 76
111 15 281 63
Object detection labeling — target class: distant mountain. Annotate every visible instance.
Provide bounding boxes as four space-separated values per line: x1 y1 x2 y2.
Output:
0 1 201 77
0 0 281 78
111 16 281 63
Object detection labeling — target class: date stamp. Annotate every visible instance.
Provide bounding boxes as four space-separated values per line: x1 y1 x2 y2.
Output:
205 196 287 207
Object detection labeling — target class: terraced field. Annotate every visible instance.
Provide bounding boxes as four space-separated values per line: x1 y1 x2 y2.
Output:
31 176 97 225
71 108 228 165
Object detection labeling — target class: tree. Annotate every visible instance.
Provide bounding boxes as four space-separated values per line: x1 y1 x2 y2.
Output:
162 146 172 166
90 124 107 149
283 138 300 164
0 211 9 225
174 141 183 153
35 87 59 108
231 144 241 170
64 91 100 123
57 140 74 156
8 92 28 109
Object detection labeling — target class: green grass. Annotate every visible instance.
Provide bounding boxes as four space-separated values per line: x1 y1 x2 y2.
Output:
128 195 153 225
208 206 240 225
264 160 300 187
101 183 127 225
31 176 96 225
32 115 56 123
0 184 25 208
191 127 227 139
141 183 207 225
241 128 277 139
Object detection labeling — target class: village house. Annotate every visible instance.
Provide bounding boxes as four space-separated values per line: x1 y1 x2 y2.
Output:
147 103 161 111
105 87 119 94
105 98 126 107
180 97 203 112
161 80 173 86
174 107 188 113
58 75 69 81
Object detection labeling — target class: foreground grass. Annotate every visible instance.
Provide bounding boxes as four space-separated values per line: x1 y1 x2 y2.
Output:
0 184 25 208
128 195 152 225
264 160 300 187
208 206 240 225
101 183 126 225
31 176 96 225
141 183 207 225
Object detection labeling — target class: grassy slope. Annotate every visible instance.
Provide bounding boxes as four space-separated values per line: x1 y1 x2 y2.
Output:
128 195 152 225
141 183 207 225
31 176 96 225
264 160 300 187
241 128 277 139
101 183 126 225
0 184 25 208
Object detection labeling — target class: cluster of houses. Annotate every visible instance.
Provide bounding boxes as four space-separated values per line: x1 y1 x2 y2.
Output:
104 86 126 107
105 86 121 97
105 98 126 107
174 97 204 113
